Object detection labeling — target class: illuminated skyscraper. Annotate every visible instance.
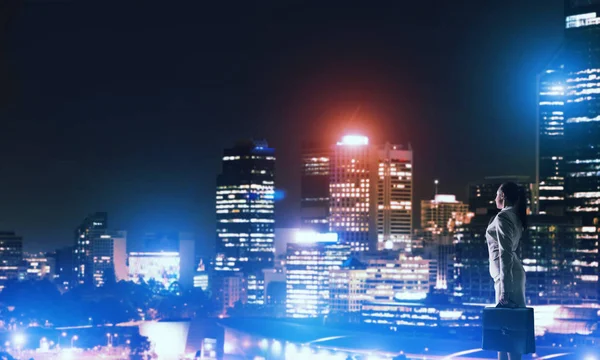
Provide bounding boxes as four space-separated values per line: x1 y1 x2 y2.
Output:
564 1 600 225
376 142 413 251
329 135 376 252
537 67 566 216
285 231 351 318
214 140 276 306
74 212 108 285
329 135 413 252
300 141 330 233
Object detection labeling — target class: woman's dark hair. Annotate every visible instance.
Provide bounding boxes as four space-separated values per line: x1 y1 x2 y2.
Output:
500 182 527 230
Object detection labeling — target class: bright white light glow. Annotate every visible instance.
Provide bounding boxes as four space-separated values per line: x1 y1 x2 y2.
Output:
566 12 600 28
271 340 282 356
223 341 234 353
13 334 25 346
394 292 428 301
434 194 457 203
259 339 269 350
294 230 338 244
337 135 369 146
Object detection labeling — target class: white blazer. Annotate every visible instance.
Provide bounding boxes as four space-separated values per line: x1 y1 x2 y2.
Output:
486 206 524 297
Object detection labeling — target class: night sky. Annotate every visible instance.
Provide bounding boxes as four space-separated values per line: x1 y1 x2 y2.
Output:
0 1 564 253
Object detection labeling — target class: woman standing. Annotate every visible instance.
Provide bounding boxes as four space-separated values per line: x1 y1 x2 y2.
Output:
486 182 527 360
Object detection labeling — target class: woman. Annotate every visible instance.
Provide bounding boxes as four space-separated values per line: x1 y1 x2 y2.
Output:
486 182 527 360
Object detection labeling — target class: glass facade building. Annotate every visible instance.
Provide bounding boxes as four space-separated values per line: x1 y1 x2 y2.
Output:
74 212 108 285
538 67 567 216
564 0 600 225
300 141 330 233
285 234 351 318
214 140 276 306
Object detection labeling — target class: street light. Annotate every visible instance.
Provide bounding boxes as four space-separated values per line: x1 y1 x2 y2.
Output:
71 335 78 348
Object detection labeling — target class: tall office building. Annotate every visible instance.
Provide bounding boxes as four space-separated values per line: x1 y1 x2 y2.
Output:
214 140 276 306
564 1 600 226
91 233 115 287
376 142 413 251
285 231 351 318
300 141 330 233
74 212 108 285
468 176 533 217
0 231 23 292
329 135 413 252
92 231 127 287
329 135 377 252
537 67 566 216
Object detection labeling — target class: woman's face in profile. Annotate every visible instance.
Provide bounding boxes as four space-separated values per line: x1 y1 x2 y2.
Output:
495 187 504 209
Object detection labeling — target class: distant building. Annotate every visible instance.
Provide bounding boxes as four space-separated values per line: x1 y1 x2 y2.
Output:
219 274 247 314
113 231 128 282
421 194 471 238
285 231 351 318
263 267 286 318
129 252 180 290
422 234 455 291
141 232 195 290
193 259 209 291
214 140 276 307
300 141 330 233
420 194 471 291
22 253 55 280
329 255 435 317
0 231 23 291
193 272 209 291
54 245 75 291
74 212 108 285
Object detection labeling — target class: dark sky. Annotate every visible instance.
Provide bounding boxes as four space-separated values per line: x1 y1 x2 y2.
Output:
0 0 564 253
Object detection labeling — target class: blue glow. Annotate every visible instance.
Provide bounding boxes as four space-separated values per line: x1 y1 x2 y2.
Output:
274 189 286 201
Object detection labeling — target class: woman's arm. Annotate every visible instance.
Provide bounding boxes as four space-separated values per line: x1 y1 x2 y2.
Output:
496 212 516 299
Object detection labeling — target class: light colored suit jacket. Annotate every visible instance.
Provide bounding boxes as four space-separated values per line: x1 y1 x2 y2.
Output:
486 206 523 296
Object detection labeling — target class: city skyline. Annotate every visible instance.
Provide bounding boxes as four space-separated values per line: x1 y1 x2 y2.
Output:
0 1 564 253
0 2 598 359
